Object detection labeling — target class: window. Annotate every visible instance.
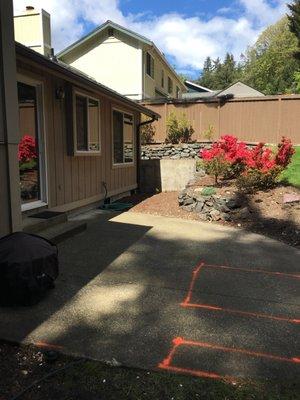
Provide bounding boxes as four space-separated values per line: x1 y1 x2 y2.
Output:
161 70 165 88
168 77 173 94
176 86 180 98
146 52 154 79
113 110 134 165
74 92 100 154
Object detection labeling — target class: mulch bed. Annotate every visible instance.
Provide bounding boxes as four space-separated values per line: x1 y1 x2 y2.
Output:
124 179 300 248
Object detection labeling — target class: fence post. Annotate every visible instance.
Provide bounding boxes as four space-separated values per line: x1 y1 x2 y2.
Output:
217 102 221 139
277 96 282 144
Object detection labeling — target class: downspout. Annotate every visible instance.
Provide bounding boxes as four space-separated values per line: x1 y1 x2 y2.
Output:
136 115 157 192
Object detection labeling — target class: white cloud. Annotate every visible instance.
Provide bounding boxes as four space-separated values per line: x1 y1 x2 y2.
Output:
13 0 288 73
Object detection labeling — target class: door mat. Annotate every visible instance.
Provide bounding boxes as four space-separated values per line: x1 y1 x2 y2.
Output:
29 211 65 219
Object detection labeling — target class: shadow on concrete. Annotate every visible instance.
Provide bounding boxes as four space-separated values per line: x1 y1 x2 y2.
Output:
0 211 299 382
229 188 300 248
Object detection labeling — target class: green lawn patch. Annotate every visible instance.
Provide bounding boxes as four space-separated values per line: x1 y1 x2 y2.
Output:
279 146 300 188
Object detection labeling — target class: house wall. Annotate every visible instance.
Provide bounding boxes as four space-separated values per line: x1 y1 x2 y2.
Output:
17 55 140 213
0 0 22 237
66 36 143 101
143 49 183 99
143 97 300 144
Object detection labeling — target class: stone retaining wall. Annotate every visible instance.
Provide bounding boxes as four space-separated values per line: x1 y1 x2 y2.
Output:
141 143 208 160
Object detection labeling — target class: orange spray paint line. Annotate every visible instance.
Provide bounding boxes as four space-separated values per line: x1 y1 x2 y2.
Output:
177 338 300 364
182 302 300 324
181 261 300 324
181 261 204 305
35 341 63 350
159 364 231 381
158 337 300 381
204 264 300 279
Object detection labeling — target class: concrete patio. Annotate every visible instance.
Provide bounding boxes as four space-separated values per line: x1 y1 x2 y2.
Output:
0 210 299 381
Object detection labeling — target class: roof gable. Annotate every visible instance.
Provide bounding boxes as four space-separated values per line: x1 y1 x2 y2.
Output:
57 20 185 90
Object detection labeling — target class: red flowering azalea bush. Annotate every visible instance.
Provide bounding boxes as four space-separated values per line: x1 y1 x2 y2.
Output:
200 135 295 190
200 135 250 184
275 137 295 167
18 135 37 163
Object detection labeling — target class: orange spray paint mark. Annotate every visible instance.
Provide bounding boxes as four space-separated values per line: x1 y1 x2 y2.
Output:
204 264 300 279
181 261 204 305
182 303 300 324
35 341 63 350
158 337 300 381
181 261 300 324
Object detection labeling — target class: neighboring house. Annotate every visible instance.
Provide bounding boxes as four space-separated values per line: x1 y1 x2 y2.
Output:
183 81 265 100
1 5 159 237
184 80 213 93
56 20 186 101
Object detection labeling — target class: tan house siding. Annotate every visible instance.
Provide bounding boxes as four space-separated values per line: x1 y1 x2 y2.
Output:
66 35 143 100
143 49 182 99
0 0 22 237
58 22 186 101
17 56 141 212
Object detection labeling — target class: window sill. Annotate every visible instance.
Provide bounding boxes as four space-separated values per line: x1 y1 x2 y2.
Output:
74 151 101 157
112 162 135 169
146 73 155 81
21 200 48 212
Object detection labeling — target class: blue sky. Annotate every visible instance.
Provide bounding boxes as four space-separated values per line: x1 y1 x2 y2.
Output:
14 0 288 78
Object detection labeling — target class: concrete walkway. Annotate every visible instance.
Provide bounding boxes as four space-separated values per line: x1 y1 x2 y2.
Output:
0 211 299 381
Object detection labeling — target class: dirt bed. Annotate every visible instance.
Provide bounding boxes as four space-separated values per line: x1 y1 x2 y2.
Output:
125 182 300 248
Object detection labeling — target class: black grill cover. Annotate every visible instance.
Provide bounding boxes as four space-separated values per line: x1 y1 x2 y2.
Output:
0 232 59 306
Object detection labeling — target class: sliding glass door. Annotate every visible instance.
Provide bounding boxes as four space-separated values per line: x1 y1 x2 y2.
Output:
18 80 46 209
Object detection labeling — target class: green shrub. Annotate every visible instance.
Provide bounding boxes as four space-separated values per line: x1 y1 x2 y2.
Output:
202 156 230 185
19 158 37 171
140 123 155 145
166 112 194 144
202 124 215 141
201 186 216 196
236 166 282 192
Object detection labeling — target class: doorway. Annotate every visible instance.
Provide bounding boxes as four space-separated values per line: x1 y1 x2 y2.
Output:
18 80 47 210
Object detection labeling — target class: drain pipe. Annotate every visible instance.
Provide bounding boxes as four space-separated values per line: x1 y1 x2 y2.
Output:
136 116 158 192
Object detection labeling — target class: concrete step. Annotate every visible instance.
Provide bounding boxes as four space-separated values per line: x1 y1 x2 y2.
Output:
23 212 68 234
34 220 87 244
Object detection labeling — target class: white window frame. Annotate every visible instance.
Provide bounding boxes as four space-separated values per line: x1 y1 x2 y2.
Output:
73 89 101 156
146 52 155 79
17 74 48 212
112 107 135 168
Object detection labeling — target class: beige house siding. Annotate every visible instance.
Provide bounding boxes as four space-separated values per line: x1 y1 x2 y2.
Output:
59 24 186 101
14 8 51 56
143 49 182 99
0 0 22 237
16 55 142 212
67 36 143 101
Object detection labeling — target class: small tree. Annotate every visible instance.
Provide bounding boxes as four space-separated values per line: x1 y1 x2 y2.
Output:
166 112 194 144
140 123 155 145
203 124 215 141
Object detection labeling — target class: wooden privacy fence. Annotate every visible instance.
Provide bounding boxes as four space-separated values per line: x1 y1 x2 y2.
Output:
142 95 300 144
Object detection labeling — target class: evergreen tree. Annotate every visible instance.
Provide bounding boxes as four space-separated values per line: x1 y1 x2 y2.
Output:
287 0 300 59
243 17 300 94
196 56 214 88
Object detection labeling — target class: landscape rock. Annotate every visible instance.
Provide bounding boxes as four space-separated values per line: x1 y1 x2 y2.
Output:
226 196 243 209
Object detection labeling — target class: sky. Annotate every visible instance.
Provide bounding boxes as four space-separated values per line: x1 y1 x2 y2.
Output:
13 0 289 78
